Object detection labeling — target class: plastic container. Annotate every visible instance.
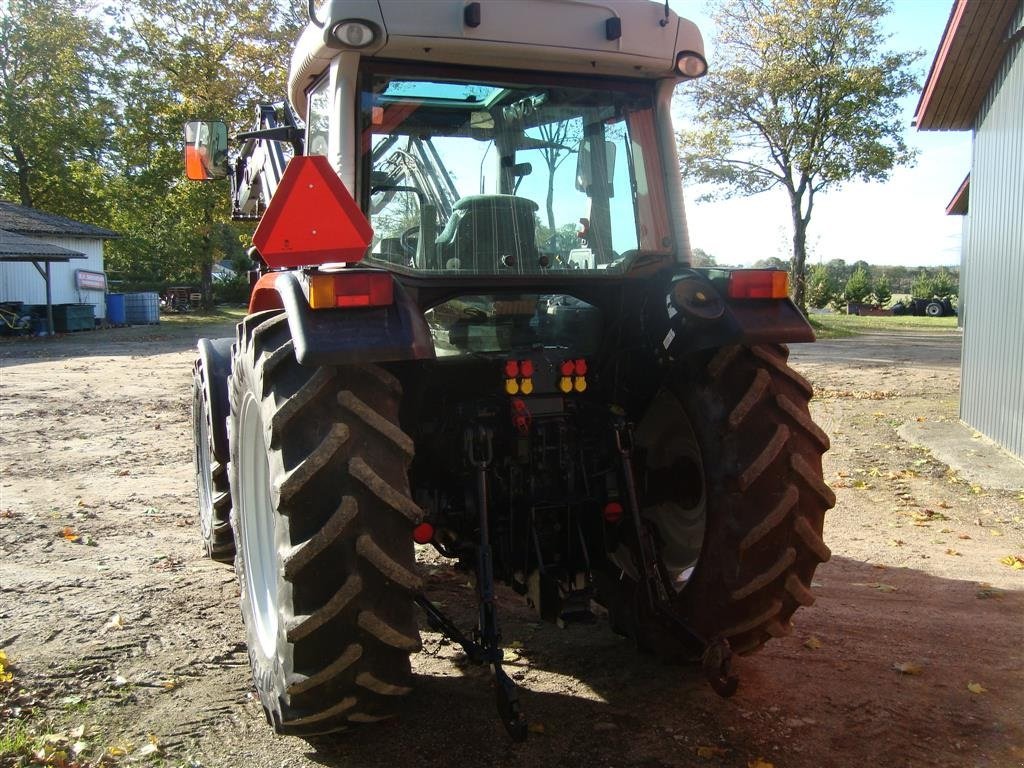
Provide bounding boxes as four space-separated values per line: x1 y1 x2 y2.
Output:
124 292 160 325
105 293 126 325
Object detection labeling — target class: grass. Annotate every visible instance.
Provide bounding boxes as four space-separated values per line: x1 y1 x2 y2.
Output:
157 304 247 328
810 313 959 339
0 720 35 760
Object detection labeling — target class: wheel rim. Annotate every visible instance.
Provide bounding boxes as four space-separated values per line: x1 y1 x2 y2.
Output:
636 390 708 593
193 390 214 541
238 393 279 659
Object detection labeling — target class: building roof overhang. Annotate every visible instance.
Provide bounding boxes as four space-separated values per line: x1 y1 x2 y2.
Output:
0 229 87 261
946 175 970 215
914 0 1020 131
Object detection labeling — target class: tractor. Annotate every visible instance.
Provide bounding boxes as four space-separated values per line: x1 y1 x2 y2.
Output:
187 0 834 741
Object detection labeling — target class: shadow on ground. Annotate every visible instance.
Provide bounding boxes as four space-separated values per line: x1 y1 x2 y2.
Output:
290 555 1022 768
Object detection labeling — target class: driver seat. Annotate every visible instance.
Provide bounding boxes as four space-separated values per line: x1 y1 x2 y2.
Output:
434 195 540 272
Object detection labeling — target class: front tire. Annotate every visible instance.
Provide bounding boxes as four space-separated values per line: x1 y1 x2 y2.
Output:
228 311 423 736
602 344 835 657
192 360 234 561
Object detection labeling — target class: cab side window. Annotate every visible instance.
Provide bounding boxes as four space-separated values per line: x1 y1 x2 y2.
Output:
307 77 330 156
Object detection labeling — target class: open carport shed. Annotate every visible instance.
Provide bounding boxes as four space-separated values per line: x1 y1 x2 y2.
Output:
0 228 86 335
915 0 1024 460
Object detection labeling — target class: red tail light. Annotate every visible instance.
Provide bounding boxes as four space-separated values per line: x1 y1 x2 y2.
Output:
728 270 789 299
308 272 394 309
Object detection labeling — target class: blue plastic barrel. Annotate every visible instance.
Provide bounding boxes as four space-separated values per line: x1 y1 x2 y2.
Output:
106 293 126 325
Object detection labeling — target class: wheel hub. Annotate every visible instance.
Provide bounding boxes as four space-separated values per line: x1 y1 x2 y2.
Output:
238 393 279 659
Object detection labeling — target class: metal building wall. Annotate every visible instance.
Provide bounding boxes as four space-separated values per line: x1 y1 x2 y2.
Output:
0 236 107 320
961 2 1024 459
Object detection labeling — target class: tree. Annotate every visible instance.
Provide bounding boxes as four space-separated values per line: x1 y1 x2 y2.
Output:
931 267 957 298
807 263 838 308
910 272 934 299
691 247 717 267
677 0 920 311
843 266 873 306
0 0 115 221
872 273 892 307
108 0 299 307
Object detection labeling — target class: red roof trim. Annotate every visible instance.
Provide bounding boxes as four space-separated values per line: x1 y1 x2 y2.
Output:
946 174 970 215
914 0 969 128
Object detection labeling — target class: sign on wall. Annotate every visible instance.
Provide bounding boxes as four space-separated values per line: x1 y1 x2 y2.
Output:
75 270 107 291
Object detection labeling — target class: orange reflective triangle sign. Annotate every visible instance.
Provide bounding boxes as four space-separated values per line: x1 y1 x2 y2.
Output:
253 156 373 269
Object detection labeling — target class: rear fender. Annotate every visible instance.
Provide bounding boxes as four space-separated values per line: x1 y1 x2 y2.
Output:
248 271 435 366
662 271 814 357
195 337 233 463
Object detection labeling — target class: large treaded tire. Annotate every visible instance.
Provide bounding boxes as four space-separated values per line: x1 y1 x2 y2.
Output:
192 359 234 561
606 343 835 657
228 311 423 736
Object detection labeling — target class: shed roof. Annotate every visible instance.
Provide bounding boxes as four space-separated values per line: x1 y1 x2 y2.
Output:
946 175 970 215
914 0 1020 130
0 229 86 261
0 200 119 239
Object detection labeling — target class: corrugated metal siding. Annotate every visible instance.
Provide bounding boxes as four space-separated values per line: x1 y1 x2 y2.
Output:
0 236 107 319
960 0 1024 460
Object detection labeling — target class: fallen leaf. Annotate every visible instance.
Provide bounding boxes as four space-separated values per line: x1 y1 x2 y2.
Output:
528 722 546 734
749 760 775 768
696 745 730 759
803 636 823 650
853 582 898 593
60 526 80 543
893 661 923 675
160 678 178 690
136 742 160 757
990 529 1004 537
945 549 961 556
69 725 85 739
71 740 89 756
104 614 125 632
967 682 986 694
999 555 1024 570
887 539 905 547
976 587 1005 599
958 534 972 540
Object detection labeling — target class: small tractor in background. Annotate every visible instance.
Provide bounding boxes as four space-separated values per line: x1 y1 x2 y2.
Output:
187 0 834 741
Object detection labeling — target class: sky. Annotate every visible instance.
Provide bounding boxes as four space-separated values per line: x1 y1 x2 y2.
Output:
671 0 970 268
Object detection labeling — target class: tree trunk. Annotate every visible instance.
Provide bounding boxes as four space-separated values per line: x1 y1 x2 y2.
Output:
790 200 809 313
12 144 32 208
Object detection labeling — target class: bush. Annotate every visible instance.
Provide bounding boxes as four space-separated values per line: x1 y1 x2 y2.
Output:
212 274 250 305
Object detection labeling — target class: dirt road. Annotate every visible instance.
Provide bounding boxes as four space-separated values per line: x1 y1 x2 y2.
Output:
1 325 1021 768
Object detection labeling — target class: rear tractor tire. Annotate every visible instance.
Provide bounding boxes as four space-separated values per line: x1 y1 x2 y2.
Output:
228 311 423 736
602 344 835 659
192 359 235 562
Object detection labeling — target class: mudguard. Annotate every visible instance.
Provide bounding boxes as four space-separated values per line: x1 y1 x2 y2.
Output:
195 337 233 463
660 270 815 358
250 270 436 367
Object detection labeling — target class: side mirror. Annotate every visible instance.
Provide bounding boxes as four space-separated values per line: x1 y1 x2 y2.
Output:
184 121 229 181
574 136 616 197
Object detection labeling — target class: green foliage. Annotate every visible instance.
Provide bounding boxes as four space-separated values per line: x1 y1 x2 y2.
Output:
691 247 717 267
0 0 116 219
807 263 839 309
910 271 933 299
1 0 305 306
872 273 893 306
931 267 957 298
844 266 873 306
677 0 921 310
